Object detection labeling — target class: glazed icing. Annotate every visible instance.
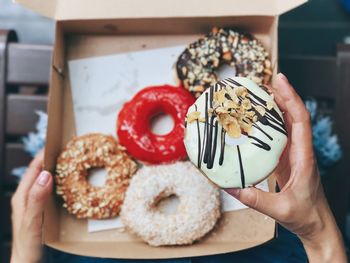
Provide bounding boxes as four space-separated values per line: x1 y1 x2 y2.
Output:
184 77 288 188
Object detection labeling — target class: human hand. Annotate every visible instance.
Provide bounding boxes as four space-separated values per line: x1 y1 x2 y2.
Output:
11 150 53 263
226 73 347 263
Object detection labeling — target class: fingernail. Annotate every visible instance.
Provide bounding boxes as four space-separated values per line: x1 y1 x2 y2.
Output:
37 171 50 186
277 72 288 82
226 188 241 197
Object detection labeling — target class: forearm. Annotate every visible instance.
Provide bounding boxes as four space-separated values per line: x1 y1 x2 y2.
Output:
299 202 347 263
301 226 346 262
11 253 41 263
11 242 42 263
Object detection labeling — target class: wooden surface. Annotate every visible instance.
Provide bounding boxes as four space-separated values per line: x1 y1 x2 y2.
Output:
6 94 47 136
0 31 7 263
0 29 18 263
0 30 50 262
4 143 32 187
1 194 11 238
336 44 350 218
279 0 350 56
7 43 52 86
279 55 337 99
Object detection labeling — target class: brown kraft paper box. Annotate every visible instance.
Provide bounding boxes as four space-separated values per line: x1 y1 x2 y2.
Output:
14 0 307 259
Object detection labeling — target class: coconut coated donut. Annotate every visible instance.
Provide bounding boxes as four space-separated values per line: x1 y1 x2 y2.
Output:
184 77 288 188
120 162 221 246
55 133 138 219
176 27 272 97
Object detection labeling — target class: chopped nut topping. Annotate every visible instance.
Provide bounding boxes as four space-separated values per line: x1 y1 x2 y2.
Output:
223 51 232 61
55 134 137 219
187 111 201 123
241 98 252 110
176 28 272 97
255 105 266 116
187 83 272 138
181 66 187 76
226 120 241 138
193 85 205 92
266 100 275 110
211 85 265 138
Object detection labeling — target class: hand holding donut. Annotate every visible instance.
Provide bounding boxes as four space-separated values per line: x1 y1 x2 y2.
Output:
226 73 347 263
11 150 53 263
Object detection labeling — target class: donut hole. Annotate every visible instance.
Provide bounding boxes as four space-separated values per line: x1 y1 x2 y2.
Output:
150 112 174 136
217 64 237 81
87 167 107 187
153 192 180 215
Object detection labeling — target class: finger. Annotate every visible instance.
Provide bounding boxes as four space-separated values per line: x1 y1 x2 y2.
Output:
225 187 282 219
17 150 44 195
273 73 311 124
271 86 293 135
273 73 314 162
290 122 314 165
273 146 291 189
272 87 287 113
283 112 293 134
27 170 53 221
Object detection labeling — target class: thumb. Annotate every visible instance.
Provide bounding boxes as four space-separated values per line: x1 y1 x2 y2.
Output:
27 171 53 220
225 187 282 219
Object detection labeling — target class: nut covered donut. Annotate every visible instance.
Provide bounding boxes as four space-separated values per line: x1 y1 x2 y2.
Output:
117 85 195 164
120 162 221 246
55 133 137 219
176 27 272 97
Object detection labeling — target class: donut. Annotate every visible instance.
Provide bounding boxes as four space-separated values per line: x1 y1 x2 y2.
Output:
55 133 138 219
120 162 221 246
117 85 195 164
176 27 272 97
184 77 288 188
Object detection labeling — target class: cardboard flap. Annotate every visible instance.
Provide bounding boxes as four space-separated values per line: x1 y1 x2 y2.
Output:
275 0 308 15
13 0 57 19
15 0 307 20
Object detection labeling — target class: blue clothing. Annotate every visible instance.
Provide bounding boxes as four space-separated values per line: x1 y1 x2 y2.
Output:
44 225 307 263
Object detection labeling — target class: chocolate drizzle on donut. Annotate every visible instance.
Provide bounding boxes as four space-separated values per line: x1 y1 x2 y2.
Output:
188 78 287 188
226 78 287 136
252 123 273 141
236 145 245 188
248 135 271 151
203 90 219 169
219 127 226 165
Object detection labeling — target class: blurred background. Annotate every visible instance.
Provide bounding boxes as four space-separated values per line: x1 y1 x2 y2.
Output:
1 0 350 262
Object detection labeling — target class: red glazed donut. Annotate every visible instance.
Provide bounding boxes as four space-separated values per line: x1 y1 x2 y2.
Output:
117 85 195 164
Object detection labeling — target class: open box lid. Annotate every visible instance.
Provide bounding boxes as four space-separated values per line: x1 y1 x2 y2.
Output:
14 0 307 21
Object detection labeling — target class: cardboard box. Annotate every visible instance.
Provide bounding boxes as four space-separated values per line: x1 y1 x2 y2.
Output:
16 0 307 259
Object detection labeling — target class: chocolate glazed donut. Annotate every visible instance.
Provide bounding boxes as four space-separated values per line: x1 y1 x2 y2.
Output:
176 27 272 97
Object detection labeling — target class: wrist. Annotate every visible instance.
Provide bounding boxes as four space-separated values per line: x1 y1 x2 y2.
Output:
10 253 23 263
298 201 347 263
300 225 346 263
11 249 41 263
11 256 40 263
11 247 21 263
